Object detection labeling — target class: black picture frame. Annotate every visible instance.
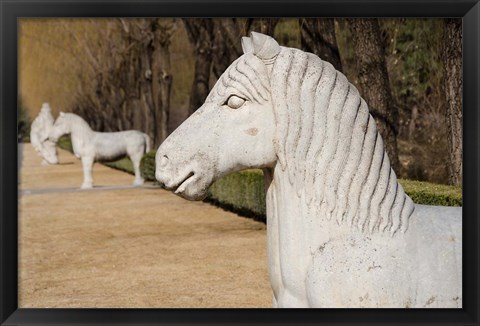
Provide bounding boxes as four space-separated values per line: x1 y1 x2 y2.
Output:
2 0 479 325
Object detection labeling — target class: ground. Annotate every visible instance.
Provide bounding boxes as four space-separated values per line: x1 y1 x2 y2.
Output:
18 144 271 308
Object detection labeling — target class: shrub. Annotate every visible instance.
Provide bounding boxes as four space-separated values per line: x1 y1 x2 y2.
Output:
400 179 462 207
140 151 157 181
57 135 73 152
206 170 266 222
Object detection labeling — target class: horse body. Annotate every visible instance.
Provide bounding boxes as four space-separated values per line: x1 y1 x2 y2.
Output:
267 168 462 307
50 112 150 188
155 32 462 308
91 131 148 162
30 103 58 165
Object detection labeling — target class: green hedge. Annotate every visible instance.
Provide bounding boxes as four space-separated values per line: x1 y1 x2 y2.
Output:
57 135 73 152
140 150 156 181
206 170 266 222
57 137 462 223
399 179 462 207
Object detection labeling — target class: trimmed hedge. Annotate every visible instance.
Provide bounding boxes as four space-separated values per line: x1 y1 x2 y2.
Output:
57 135 73 152
399 179 462 207
57 137 462 223
206 170 266 222
140 150 156 181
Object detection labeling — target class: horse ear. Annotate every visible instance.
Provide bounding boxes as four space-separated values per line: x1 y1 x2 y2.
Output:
241 37 254 54
250 31 280 61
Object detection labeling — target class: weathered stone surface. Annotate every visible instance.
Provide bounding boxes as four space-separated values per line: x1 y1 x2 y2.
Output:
155 32 462 308
49 112 150 189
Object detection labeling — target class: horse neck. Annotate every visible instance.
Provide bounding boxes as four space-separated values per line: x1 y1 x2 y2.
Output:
68 115 94 140
265 167 345 254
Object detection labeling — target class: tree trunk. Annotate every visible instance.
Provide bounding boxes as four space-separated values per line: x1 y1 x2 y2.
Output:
442 19 462 186
212 20 232 80
347 18 400 174
300 18 343 72
183 19 214 115
217 19 243 58
69 18 174 146
408 104 418 141
139 48 157 145
151 19 173 146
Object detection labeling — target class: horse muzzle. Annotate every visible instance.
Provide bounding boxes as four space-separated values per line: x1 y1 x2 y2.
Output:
44 156 59 165
155 152 212 201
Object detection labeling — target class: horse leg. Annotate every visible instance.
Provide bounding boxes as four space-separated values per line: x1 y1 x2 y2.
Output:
130 153 144 186
80 156 94 189
272 294 278 308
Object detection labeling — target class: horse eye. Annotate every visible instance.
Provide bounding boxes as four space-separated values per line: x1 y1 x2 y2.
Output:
226 95 246 109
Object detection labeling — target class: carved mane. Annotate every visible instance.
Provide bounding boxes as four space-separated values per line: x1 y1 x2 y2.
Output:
268 46 414 236
63 113 92 132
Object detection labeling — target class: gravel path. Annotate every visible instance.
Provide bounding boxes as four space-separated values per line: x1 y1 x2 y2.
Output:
19 144 271 308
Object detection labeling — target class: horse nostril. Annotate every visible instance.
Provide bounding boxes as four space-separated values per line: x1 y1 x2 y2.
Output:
159 155 169 168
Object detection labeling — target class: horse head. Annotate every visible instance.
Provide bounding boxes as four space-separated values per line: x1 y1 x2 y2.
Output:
157 31 415 235
155 32 280 200
40 142 59 164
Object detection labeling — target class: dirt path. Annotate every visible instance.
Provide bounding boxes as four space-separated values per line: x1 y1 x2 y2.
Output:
19 144 271 308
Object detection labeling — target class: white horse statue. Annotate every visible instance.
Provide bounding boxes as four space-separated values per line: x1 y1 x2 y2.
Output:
30 103 59 165
155 32 462 308
49 112 151 189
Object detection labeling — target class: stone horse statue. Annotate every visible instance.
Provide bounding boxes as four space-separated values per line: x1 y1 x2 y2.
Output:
49 112 151 189
155 32 462 308
30 103 59 165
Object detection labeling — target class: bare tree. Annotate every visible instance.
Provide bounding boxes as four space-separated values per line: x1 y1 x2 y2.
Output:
150 20 174 144
120 19 174 146
70 19 174 148
442 19 462 186
300 18 343 72
183 18 279 114
246 18 279 36
217 18 244 57
347 18 400 173
183 18 243 114
212 18 279 80
183 19 214 115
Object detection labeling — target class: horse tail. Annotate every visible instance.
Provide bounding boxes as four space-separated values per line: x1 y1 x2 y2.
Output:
143 133 152 154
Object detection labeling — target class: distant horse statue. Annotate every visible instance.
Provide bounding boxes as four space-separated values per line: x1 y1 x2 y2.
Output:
155 32 462 308
49 112 151 189
30 103 59 165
